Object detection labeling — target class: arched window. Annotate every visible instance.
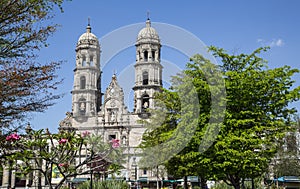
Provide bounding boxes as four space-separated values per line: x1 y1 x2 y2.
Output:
144 51 148 61
80 76 86 89
142 94 149 112
82 56 86 66
90 55 94 66
152 50 155 61
142 71 148 85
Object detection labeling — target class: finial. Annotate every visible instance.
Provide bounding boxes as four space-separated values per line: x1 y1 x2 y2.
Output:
145 11 151 27
112 70 117 79
86 17 91 33
112 70 117 80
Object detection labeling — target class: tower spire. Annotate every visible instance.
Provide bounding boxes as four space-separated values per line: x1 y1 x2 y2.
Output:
86 17 91 33
146 11 151 27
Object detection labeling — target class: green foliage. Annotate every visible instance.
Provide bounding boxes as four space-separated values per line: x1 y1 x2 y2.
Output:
77 180 129 189
211 182 234 189
212 178 264 189
140 53 225 180
140 46 300 189
193 186 201 189
207 46 300 189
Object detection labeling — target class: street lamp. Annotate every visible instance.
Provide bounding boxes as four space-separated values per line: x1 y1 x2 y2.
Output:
87 143 95 189
25 123 42 189
25 123 34 188
25 123 32 135
132 157 137 189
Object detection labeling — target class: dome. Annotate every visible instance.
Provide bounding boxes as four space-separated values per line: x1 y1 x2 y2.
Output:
137 19 160 44
76 24 100 49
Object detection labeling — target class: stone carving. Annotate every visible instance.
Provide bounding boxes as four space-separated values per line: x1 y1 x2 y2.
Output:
59 112 73 127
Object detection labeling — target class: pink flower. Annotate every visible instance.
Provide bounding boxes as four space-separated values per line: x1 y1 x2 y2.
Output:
111 139 120 148
58 163 68 167
81 131 90 138
6 133 20 141
11 133 20 140
59 138 68 144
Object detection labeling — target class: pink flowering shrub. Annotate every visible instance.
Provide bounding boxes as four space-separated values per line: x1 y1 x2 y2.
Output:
58 138 68 144
81 131 90 138
110 139 120 148
6 133 21 141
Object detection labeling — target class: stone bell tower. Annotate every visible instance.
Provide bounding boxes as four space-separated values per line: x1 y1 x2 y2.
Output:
133 18 163 114
71 22 102 120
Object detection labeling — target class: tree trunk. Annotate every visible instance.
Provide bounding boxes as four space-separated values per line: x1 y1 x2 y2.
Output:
230 177 241 189
183 176 188 189
200 177 207 189
234 184 241 189
241 178 245 189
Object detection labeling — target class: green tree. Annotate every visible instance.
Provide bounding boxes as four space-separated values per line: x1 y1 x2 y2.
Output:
140 46 300 189
0 0 69 130
140 54 225 189
165 54 225 189
205 46 299 189
139 89 184 184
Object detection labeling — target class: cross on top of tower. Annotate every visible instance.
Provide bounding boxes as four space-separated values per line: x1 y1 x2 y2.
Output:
86 17 91 33
146 12 151 28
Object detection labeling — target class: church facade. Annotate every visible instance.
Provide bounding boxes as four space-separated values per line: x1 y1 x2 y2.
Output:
59 18 163 182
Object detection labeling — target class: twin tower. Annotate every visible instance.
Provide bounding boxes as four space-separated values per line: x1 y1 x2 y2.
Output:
60 18 163 143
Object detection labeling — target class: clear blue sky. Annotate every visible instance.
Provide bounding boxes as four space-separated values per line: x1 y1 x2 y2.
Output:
32 0 300 132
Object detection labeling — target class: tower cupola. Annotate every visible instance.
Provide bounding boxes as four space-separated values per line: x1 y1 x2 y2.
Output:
136 19 160 45
76 23 100 50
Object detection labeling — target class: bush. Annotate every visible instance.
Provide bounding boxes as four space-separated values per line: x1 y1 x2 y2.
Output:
193 186 201 189
77 180 129 189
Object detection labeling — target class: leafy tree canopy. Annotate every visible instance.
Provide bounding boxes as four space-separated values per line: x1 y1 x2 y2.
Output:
207 46 299 189
140 46 300 189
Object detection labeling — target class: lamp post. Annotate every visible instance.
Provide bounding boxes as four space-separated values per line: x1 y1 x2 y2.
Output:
25 123 32 135
25 123 34 188
132 157 137 189
88 143 95 189
25 123 42 189
90 168 93 189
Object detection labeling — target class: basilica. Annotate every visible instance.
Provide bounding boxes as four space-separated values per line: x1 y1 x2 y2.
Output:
59 18 164 184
